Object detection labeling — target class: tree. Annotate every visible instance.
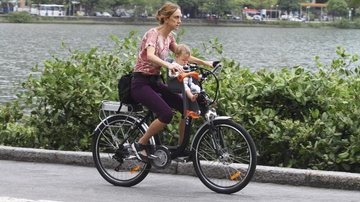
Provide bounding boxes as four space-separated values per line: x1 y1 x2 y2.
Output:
346 0 360 16
107 0 130 15
346 0 360 7
177 0 199 18
277 0 301 12
239 0 258 8
327 0 348 19
79 0 99 15
196 0 235 17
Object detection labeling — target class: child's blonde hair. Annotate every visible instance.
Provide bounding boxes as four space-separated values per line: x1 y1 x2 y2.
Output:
175 44 191 57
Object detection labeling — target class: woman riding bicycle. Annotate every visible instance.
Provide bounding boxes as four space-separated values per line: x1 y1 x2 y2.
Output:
130 2 213 162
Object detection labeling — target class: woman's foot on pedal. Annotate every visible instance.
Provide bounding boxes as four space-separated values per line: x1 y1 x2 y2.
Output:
131 142 149 162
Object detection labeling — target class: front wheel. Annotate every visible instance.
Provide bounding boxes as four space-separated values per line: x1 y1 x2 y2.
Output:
192 119 257 194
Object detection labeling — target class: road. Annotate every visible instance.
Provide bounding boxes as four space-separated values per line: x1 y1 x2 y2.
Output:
0 160 359 202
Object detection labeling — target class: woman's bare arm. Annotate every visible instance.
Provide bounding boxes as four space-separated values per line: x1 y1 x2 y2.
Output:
146 46 184 73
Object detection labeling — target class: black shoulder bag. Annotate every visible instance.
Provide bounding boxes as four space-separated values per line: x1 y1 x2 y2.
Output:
118 73 137 105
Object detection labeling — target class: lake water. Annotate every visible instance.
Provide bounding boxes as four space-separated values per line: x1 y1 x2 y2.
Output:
1 23 360 103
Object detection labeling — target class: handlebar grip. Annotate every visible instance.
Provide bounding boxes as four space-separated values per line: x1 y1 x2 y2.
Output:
212 61 221 68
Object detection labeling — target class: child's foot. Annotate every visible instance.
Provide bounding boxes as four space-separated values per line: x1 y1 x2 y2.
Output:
186 110 200 119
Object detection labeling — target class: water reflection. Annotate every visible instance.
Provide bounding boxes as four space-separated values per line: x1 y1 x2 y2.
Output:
1 23 359 103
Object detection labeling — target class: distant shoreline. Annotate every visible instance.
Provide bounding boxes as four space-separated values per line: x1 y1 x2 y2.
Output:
1 14 359 29
0 14 273 26
0 14 329 27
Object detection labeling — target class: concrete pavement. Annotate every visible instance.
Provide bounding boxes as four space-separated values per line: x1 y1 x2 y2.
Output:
1 146 360 191
2 160 360 202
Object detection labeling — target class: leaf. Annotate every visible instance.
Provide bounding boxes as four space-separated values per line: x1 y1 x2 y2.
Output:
338 152 349 159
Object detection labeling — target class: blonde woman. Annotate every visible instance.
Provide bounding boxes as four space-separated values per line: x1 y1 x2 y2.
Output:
131 2 212 162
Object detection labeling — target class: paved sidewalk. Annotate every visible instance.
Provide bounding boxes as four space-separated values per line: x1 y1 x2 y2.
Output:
1 146 359 191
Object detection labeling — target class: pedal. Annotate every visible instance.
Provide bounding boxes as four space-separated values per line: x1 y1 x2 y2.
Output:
130 165 142 174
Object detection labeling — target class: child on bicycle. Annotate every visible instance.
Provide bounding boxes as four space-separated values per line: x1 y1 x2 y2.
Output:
170 44 201 118
171 44 201 102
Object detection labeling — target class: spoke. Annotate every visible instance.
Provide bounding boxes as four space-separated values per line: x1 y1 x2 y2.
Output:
100 131 117 149
220 164 232 179
203 135 216 151
198 148 216 162
229 153 250 164
198 139 217 159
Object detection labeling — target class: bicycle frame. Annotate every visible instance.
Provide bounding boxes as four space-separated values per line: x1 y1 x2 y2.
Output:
98 63 226 159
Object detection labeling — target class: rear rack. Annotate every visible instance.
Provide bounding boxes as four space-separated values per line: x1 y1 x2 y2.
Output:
99 101 143 120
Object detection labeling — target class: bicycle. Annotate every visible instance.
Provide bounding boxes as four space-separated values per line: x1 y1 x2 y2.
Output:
92 62 257 194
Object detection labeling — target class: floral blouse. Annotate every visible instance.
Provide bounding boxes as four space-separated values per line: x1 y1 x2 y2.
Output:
134 28 176 75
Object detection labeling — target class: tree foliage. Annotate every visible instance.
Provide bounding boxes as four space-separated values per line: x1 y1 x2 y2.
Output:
327 0 349 18
277 0 301 12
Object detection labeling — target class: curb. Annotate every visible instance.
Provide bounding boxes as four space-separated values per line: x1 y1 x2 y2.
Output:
1 146 360 191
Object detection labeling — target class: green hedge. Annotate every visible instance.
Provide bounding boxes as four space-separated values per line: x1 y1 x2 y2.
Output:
1 32 360 173
6 12 33 23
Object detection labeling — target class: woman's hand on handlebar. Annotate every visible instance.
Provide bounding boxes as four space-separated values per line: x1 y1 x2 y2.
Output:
203 61 214 68
168 63 184 74
201 61 221 68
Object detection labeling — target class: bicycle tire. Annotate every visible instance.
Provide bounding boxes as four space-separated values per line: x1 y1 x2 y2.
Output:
92 114 151 187
192 119 257 194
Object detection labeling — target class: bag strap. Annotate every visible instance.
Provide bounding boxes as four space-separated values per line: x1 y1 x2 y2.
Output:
117 102 123 113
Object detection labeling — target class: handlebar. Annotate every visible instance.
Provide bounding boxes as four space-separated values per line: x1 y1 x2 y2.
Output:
183 61 222 78
168 61 222 79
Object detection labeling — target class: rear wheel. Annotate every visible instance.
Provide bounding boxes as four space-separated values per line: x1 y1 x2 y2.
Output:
192 119 257 194
92 114 151 187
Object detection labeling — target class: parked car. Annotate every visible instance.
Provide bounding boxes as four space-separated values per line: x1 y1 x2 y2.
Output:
102 12 112 17
114 11 131 18
281 15 289 20
253 15 262 21
289 17 303 22
95 11 112 17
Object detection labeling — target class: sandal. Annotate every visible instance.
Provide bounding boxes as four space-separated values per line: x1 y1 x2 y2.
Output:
131 142 149 162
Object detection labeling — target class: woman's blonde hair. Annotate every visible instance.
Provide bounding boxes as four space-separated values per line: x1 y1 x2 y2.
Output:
175 44 191 57
156 2 180 24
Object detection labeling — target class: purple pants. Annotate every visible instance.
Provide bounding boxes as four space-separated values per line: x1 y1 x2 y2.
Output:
131 75 183 124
